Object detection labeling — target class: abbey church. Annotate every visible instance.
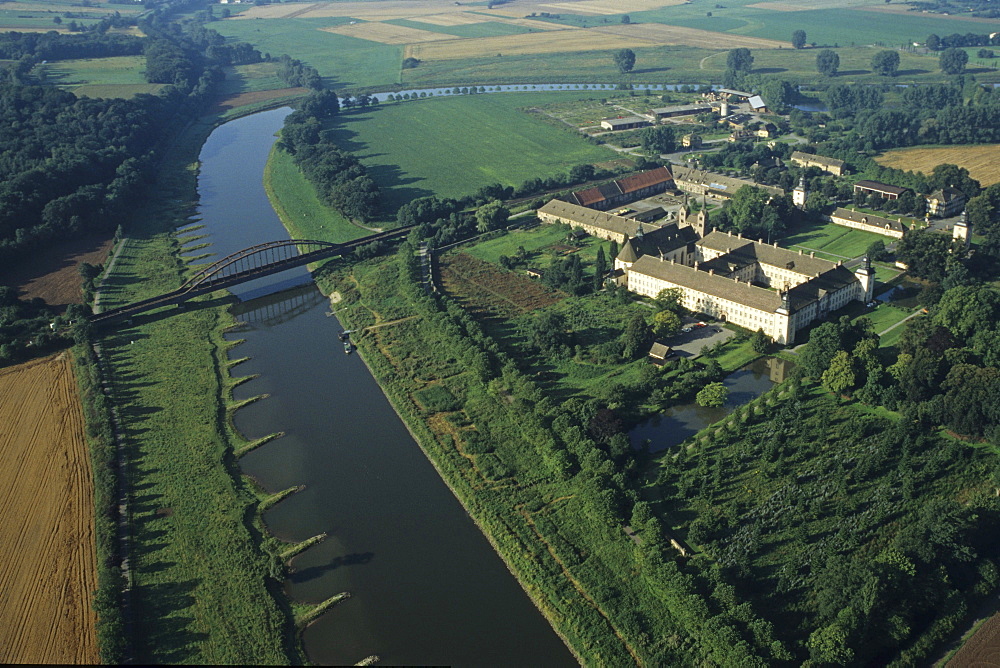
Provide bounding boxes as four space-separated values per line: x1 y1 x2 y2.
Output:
537 198 875 345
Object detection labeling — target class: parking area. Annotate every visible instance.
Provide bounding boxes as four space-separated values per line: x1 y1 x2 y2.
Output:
670 319 735 357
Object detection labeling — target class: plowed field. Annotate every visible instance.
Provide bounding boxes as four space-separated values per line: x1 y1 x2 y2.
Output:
440 253 565 318
0 354 98 665
949 612 1000 667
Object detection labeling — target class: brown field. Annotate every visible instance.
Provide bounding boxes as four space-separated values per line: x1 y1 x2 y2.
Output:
440 253 564 319
747 0 873 10
234 0 467 21
875 144 1000 187
592 23 791 49
213 86 310 113
948 613 1000 667
5 233 113 309
0 354 98 665
322 21 458 44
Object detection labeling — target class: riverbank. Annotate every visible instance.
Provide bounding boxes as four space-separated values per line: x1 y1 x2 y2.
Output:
92 105 301 663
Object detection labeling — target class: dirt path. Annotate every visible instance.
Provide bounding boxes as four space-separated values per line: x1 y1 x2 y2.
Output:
0 354 98 664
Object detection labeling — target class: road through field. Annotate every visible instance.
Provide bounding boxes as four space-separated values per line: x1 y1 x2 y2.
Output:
0 354 98 664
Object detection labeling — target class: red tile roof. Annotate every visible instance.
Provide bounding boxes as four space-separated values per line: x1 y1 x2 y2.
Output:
616 166 674 194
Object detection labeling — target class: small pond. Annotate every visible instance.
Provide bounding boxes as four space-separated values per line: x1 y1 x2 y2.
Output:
630 357 795 453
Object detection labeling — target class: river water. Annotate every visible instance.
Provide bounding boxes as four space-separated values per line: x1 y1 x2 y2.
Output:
189 108 574 665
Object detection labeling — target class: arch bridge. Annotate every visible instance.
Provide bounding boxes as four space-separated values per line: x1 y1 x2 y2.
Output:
90 229 410 326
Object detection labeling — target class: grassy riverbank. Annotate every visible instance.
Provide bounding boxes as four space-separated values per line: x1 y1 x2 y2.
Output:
94 109 297 663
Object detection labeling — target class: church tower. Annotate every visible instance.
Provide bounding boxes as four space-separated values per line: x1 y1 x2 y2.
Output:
953 210 971 248
693 195 709 238
854 255 875 303
793 176 807 210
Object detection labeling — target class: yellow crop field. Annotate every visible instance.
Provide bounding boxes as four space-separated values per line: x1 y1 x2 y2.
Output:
411 12 569 30
0 353 98 665
592 23 791 49
405 28 655 60
538 0 687 15
875 145 1000 186
322 21 457 45
235 0 468 21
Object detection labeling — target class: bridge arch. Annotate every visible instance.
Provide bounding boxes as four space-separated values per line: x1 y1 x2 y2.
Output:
179 239 341 293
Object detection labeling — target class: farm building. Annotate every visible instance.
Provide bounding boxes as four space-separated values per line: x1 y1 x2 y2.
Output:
624 230 874 345
647 342 674 365
925 187 966 218
567 166 675 210
828 208 907 239
755 123 778 139
651 104 712 119
854 180 909 201
715 88 753 101
600 117 650 131
789 151 846 176
536 200 662 244
672 165 784 198
747 95 768 113
682 134 702 149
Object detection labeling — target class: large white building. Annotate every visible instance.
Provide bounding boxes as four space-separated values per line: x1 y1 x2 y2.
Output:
626 230 874 344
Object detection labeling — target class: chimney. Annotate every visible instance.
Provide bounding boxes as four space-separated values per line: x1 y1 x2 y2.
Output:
694 261 699 269
727 229 732 237
837 260 842 266
773 241 778 248
671 257 675 264
709 268 714 275
759 238 764 244
810 251 815 258
799 249 803 255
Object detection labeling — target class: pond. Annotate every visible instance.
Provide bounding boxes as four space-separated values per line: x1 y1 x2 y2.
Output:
630 357 795 453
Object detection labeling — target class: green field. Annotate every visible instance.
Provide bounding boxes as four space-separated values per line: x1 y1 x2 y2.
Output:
782 220 888 261
324 93 618 216
264 145 371 243
213 17 403 89
40 56 171 98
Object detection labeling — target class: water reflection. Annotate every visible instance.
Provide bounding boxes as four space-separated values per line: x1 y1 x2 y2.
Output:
631 357 794 453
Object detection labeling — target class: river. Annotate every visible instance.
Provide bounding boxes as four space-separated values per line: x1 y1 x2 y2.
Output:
187 108 574 665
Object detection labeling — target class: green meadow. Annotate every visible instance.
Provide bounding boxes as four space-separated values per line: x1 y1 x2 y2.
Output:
324 93 618 216
42 56 168 98
782 220 888 261
212 17 403 89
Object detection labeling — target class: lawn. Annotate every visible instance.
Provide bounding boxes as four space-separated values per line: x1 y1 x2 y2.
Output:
213 17 403 89
782 220 887 261
856 303 915 336
324 93 619 217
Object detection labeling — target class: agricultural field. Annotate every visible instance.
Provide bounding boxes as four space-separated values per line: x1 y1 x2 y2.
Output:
876 144 1000 187
42 56 168 98
440 252 566 319
0 353 98 665
323 93 618 216
5 232 112 308
782 220 891 262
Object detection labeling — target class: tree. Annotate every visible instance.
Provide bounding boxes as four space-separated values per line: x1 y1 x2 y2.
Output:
654 287 683 312
476 199 509 233
527 311 568 353
696 382 728 407
613 48 636 74
926 33 941 51
621 14 630 24
594 246 607 290
640 125 676 154
750 328 770 353
792 30 807 50
816 49 840 77
726 48 754 73
652 310 682 338
940 47 969 75
871 50 900 76
865 239 888 262
621 312 649 359
822 350 857 396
